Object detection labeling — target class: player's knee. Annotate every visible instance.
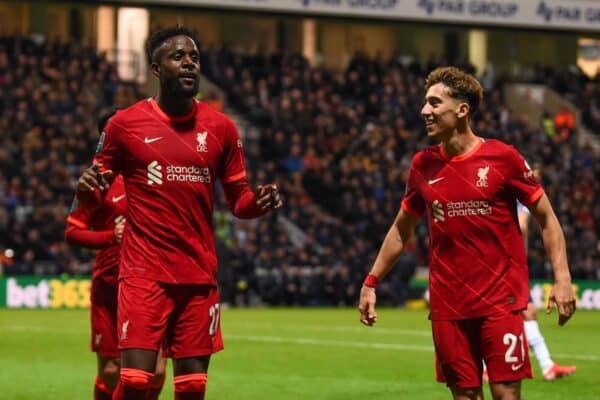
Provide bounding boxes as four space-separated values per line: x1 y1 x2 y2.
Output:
120 368 154 390
452 386 483 400
174 373 207 393
101 359 120 389
490 381 520 400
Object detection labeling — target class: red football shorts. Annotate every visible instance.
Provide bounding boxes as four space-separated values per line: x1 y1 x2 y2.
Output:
90 278 119 358
117 277 224 359
432 311 532 388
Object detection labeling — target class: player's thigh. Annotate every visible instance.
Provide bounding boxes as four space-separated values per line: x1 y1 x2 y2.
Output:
121 348 160 372
118 277 173 355
522 302 536 321
450 386 484 400
481 311 532 384
91 279 119 358
155 349 168 376
432 319 483 389
174 355 211 376
166 284 224 360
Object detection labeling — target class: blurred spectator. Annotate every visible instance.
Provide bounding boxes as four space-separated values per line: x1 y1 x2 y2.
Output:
2 34 598 307
554 107 576 141
0 35 143 276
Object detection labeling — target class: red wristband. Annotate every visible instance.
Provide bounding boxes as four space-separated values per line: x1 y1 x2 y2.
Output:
363 274 378 288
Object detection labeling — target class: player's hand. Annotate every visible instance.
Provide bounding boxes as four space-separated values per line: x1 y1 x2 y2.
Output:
358 286 377 326
255 183 283 212
114 216 126 244
547 279 576 326
77 163 113 192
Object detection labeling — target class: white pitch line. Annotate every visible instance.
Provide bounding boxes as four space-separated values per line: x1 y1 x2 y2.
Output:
235 322 432 337
553 353 600 361
4 325 600 362
226 334 434 352
225 334 600 361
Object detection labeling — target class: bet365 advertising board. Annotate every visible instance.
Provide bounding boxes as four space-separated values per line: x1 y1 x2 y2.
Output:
1 277 600 310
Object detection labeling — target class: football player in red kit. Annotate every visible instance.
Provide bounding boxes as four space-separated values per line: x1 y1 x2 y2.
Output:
76 26 282 400
358 67 575 400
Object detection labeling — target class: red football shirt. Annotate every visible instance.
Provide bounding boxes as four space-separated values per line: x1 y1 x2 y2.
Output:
402 138 543 320
67 175 126 285
95 98 247 285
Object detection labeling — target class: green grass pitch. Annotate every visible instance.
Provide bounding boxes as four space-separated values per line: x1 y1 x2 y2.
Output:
1 308 599 399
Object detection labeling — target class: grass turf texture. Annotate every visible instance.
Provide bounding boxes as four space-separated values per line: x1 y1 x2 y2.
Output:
1 308 599 399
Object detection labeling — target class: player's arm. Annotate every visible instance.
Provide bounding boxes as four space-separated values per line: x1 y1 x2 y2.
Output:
65 220 116 248
222 179 282 219
64 213 125 248
220 115 282 218
358 208 420 326
527 193 576 326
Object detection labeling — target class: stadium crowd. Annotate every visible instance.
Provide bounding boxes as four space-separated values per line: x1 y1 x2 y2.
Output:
1 34 598 306
202 44 599 306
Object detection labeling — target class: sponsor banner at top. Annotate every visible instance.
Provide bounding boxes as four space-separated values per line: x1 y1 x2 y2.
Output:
124 0 600 31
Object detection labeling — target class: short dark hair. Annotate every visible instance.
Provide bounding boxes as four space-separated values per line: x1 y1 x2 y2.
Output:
146 26 197 65
425 67 483 116
97 108 118 134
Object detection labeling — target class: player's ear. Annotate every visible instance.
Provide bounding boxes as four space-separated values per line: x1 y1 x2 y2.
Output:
456 102 470 119
151 62 160 78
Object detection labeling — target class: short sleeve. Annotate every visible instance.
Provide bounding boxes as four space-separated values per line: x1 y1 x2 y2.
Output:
505 147 543 206
401 156 426 216
219 116 247 183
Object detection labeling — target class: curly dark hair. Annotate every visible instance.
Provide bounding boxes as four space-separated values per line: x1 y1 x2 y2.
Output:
425 66 484 116
145 26 198 65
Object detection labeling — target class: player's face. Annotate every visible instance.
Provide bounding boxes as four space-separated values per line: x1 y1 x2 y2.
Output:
155 35 200 98
421 83 464 140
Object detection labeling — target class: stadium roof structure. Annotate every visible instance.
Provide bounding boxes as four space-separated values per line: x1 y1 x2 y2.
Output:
122 0 600 32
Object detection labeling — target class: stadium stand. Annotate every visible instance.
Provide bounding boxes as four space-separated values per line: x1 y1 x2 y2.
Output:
1 35 598 306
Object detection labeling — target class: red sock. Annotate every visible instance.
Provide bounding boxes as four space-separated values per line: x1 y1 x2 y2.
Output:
112 368 154 400
145 373 166 400
174 373 207 400
94 376 114 400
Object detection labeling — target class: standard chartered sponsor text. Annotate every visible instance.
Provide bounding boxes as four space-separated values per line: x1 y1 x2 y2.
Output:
166 165 211 183
446 200 492 217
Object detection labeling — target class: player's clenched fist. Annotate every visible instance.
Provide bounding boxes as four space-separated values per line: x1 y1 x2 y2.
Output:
255 183 283 212
77 163 113 192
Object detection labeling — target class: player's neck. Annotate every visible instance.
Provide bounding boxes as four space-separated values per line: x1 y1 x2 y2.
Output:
440 129 480 157
155 94 195 117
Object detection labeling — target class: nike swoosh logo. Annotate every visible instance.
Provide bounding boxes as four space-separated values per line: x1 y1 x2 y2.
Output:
511 363 524 371
144 137 163 144
112 195 125 203
428 177 445 185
